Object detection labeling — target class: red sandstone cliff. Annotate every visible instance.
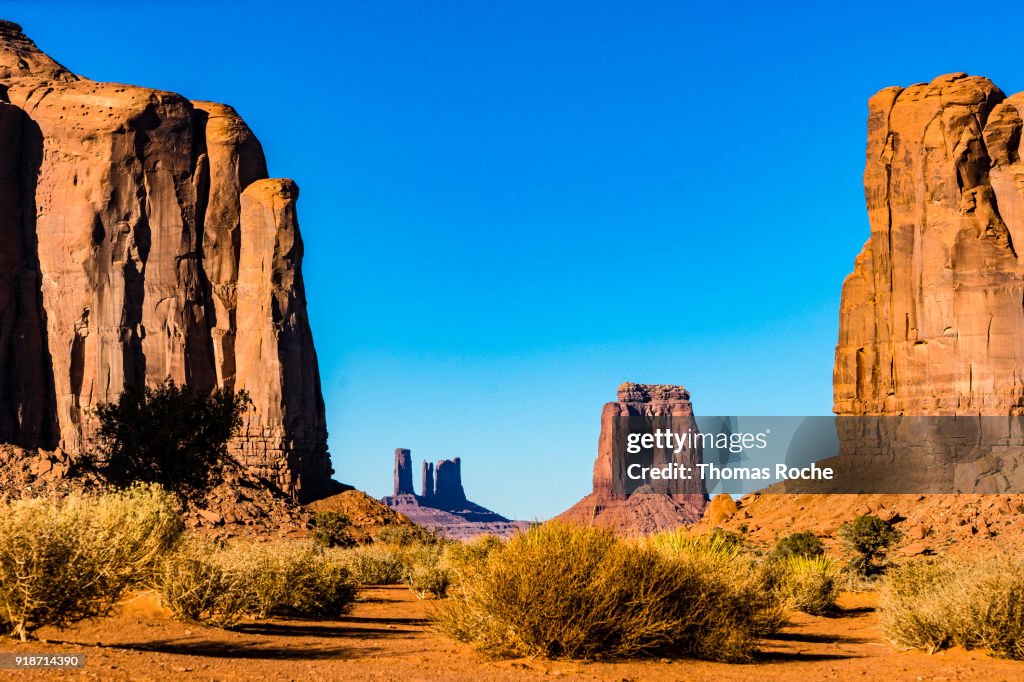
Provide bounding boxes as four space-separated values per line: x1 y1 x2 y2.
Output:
0 20 330 501
836 73 1024 417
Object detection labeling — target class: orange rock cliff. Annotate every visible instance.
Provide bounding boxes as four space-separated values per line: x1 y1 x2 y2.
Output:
0 20 331 500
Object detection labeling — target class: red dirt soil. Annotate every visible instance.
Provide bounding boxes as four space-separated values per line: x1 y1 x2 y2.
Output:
0 587 1021 680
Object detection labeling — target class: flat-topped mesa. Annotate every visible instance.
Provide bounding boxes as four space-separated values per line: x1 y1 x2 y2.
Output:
0 21 332 501
835 73 1024 416
393 448 414 495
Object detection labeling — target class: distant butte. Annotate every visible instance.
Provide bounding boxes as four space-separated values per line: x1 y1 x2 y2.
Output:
381 448 529 540
556 382 708 534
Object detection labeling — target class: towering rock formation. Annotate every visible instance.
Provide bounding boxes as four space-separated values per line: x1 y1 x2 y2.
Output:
420 460 434 501
836 73 1024 417
0 21 331 500
394 448 414 495
432 457 468 508
557 382 708 534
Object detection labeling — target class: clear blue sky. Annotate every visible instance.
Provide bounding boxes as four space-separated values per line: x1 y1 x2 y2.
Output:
5 1 1024 519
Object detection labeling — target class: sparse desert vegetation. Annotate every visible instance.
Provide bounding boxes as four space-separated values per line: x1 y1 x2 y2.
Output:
0 484 182 640
880 554 1024 659
1 486 1023 681
436 522 784 662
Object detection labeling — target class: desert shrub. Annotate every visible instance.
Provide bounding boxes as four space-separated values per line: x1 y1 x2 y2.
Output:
158 540 357 627
310 511 356 549
772 531 825 560
880 555 1024 659
648 526 785 637
341 545 406 585
375 524 443 547
0 486 182 639
443 534 503 575
647 527 744 565
231 542 356 619
156 539 251 628
838 514 900 576
91 484 186 586
774 555 841 616
403 543 450 599
436 522 781 662
93 378 249 501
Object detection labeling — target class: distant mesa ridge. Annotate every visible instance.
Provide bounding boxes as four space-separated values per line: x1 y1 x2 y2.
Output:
381 449 528 539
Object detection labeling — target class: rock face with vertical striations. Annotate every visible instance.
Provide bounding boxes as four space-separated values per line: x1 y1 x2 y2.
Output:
0 20 332 501
836 73 1024 417
557 382 708 535
393 448 414 495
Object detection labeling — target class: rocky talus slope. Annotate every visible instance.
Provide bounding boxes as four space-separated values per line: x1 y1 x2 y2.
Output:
0 20 330 501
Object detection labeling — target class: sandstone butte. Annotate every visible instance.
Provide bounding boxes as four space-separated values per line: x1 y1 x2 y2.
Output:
0 20 331 501
556 382 708 534
836 73 1024 417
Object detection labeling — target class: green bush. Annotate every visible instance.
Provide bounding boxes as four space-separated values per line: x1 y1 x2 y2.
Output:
838 514 900 576
310 511 356 549
0 485 182 639
93 378 249 501
436 522 782 662
772 531 825 560
340 545 406 585
880 555 1024 659
774 555 841 616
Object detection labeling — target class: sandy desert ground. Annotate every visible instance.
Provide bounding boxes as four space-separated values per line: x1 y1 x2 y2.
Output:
0 586 1021 681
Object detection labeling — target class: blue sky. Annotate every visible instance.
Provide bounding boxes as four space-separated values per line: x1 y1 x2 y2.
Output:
5 1 1024 519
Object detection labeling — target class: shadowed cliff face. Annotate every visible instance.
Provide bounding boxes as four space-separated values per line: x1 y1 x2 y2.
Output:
835 73 1024 417
0 20 331 501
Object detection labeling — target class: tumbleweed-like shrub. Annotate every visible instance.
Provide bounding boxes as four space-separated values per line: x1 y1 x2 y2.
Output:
880 554 1024 659
773 555 842 616
338 544 407 585
232 542 357 619
158 539 357 627
0 484 183 640
436 522 781 662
